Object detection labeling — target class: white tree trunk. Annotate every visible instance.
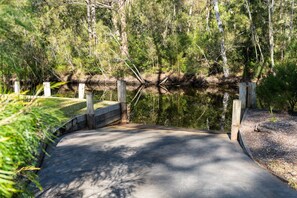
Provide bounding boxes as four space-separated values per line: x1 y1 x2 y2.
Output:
213 0 229 78
86 0 97 53
268 0 275 69
112 8 121 40
187 0 194 32
244 0 264 63
119 0 129 58
86 0 92 42
289 0 295 41
220 92 229 131
91 0 97 45
206 0 211 31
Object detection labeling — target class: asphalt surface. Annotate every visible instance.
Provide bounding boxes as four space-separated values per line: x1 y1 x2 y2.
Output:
36 125 297 198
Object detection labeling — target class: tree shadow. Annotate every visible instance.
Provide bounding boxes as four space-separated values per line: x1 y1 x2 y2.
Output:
36 126 297 197
241 110 297 164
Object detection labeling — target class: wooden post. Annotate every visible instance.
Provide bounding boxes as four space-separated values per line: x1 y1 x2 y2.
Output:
247 82 257 108
231 100 241 141
43 82 51 97
86 92 95 129
78 83 85 99
14 81 20 94
117 80 128 123
239 83 247 110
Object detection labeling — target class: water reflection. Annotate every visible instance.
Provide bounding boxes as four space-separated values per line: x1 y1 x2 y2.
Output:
220 93 230 131
53 84 236 132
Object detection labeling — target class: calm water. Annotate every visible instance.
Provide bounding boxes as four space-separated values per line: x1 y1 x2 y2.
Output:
52 84 237 132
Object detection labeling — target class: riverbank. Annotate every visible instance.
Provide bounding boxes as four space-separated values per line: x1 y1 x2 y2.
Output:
240 109 297 189
59 72 241 88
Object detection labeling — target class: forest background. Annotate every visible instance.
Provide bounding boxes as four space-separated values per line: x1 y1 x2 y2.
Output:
1 0 296 84
1 1 297 196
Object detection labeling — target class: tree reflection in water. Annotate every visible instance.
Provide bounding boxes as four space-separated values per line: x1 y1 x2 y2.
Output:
54 84 236 132
128 86 235 132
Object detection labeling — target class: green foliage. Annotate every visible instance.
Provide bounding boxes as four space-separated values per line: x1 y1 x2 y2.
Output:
1 0 297 84
257 62 297 111
0 93 65 197
0 0 51 82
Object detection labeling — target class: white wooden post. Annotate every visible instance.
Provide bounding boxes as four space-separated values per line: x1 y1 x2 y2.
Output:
43 82 51 97
86 92 95 129
78 83 85 99
247 82 257 108
231 100 241 141
239 83 247 110
14 81 20 94
117 80 128 123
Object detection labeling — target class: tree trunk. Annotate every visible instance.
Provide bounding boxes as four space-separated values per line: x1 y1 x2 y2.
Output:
268 0 275 70
289 0 295 42
220 92 229 131
86 0 97 53
213 0 229 78
280 0 285 61
206 0 211 31
112 8 120 40
187 0 194 32
119 0 129 58
244 0 264 63
91 0 97 45
86 0 92 42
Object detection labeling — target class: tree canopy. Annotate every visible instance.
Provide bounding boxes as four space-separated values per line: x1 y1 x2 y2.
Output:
0 0 297 83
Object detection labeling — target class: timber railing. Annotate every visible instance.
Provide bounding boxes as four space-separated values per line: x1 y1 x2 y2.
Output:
12 80 128 133
11 80 128 168
231 82 256 141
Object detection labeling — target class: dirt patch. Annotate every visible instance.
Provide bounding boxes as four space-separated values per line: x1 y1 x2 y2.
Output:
240 110 297 189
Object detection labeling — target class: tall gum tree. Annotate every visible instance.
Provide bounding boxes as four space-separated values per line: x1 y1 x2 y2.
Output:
213 0 229 78
268 0 275 70
119 0 129 58
86 0 97 53
244 0 264 63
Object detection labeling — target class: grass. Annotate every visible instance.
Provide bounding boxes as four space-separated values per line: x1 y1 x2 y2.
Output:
35 97 117 120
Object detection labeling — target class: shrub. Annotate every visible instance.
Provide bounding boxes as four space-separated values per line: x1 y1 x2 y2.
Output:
257 62 297 112
0 94 64 197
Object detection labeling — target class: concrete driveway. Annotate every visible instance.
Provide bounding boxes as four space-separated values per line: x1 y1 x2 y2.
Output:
36 125 297 198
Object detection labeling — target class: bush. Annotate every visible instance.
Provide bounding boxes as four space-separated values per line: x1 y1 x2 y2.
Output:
257 62 297 112
0 94 64 197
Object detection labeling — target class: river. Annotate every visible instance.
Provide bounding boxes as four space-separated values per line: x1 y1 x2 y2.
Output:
53 84 237 132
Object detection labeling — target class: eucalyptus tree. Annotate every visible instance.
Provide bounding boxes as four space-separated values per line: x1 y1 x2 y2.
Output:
1 0 297 84
213 0 229 78
289 0 295 41
244 0 264 64
268 0 275 70
0 0 50 82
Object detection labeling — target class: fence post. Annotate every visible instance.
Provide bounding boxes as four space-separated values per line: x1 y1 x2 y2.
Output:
14 81 20 94
117 80 128 123
247 82 257 108
43 82 51 97
78 83 85 99
86 92 95 129
231 100 241 141
239 82 247 110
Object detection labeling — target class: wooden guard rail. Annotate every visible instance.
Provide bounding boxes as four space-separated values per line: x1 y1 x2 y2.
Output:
13 80 128 130
231 82 256 141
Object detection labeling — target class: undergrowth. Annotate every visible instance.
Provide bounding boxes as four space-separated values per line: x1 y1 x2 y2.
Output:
0 89 64 197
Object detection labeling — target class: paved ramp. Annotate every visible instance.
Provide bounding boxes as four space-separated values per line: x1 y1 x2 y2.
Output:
36 125 297 198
